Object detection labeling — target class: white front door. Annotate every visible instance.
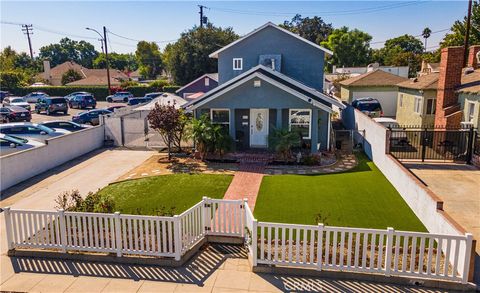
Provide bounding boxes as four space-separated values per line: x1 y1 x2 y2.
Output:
250 109 269 147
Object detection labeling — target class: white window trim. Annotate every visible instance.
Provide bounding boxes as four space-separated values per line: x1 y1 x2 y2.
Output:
204 77 210 87
210 108 230 125
233 58 243 70
289 109 312 139
414 96 423 114
467 102 476 122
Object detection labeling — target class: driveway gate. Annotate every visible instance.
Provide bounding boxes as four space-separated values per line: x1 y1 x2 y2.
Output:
388 127 477 163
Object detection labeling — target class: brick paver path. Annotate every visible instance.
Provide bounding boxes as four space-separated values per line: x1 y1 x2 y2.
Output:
223 162 266 210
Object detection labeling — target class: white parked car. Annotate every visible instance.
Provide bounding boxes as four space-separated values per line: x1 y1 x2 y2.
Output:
0 133 44 156
0 122 70 143
23 92 49 103
2 96 31 111
373 117 409 146
106 92 133 103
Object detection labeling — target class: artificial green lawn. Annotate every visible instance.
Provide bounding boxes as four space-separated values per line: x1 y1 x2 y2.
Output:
254 153 427 232
97 174 233 215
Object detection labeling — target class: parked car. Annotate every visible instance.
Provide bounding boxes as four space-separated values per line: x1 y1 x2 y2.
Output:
144 92 163 100
23 92 49 103
352 98 383 118
3 96 31 111
41 120 92 132
68 94 96 109
105 105 126 112
0 122 70 142
35 97 69 115
106 92 133 103
64 91 91 102
0 91 11 103
373 117 410 146
0 133 44 156
0 106 32 123
127 97 152 106
72 109 112 125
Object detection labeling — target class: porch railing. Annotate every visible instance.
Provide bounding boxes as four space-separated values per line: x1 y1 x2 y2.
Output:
3 198 473 284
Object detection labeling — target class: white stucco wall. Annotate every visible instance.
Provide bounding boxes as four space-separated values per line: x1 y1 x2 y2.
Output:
0 125 105 191
352 90 398 117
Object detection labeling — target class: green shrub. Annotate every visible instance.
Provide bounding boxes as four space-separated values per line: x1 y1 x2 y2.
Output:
163 85 181 93
148 79 169 89
0 71 27 89
302 154 321 166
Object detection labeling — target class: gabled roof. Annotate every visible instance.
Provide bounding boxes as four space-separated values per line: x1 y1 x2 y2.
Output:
208 22 333 58
175 73 218 93
339 69 408 87
183 65 344 112
397 73 439 90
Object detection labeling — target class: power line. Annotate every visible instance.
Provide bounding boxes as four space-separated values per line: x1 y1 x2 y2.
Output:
208 1 428 17
107 30 178 44
370 28 450 45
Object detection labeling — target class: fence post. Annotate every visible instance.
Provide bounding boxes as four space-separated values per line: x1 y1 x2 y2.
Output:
384 227 394 276
114 212 122 257
462 233 474 284
174 215 182 261
252 219 258 266
317 224 324 271
243 198 248 237
421 128 427 162
466 127 475 164
4 207 13 251
203 197 211 235
58 209 67 252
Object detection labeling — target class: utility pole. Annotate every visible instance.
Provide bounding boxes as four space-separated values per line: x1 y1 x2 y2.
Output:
103 26 111 95
198 5 205 28
98 38 104 54
21 24 34 59
464 0 473 66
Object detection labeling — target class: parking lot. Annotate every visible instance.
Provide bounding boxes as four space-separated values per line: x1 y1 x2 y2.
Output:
29 101 125 123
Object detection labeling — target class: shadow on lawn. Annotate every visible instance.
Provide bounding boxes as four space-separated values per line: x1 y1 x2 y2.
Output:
345 153 372 173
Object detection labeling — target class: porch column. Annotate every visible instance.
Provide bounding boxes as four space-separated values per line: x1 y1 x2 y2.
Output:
276 108 282 130
229 108 236 139
310 109 319 153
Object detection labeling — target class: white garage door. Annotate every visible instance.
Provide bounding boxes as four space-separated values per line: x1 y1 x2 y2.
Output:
352 91 398 117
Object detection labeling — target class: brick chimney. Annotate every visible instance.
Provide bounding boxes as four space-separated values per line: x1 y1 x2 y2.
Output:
467 45 480 68
434 46 464 128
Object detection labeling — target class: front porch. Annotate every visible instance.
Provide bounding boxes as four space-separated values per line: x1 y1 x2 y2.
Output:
195 107 331 153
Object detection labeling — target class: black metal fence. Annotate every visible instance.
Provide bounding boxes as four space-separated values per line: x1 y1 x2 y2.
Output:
388 126 477 163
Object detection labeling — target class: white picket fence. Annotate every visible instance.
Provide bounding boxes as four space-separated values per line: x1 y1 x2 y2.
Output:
3 198 473 284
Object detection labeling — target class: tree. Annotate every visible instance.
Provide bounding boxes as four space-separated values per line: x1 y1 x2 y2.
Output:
373 35 424 77
422 27 432 52
0 71 26 89
39 38 98 67
280 14 333 44
135 41 163 79
441 0 480 47
0 46 40 87
61 69 82 85
93 52 138 71
163 24 238 85
320 27 372 68
147 103 186 160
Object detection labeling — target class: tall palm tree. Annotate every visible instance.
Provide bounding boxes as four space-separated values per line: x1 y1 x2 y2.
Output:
422 27 432 52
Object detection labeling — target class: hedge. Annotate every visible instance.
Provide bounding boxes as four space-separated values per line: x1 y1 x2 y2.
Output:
8 85 182 101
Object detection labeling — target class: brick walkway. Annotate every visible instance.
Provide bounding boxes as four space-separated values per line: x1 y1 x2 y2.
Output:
223 162 266 210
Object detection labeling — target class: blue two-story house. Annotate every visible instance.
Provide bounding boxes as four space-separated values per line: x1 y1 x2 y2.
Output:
184 22 345 153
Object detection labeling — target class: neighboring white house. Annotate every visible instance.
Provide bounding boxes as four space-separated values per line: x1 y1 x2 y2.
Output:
333 63 409 78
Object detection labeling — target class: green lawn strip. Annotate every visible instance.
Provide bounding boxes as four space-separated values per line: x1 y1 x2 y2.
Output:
97 174 233 216
254 153 427 232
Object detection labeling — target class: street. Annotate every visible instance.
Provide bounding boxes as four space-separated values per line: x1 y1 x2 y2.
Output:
29 101 125 123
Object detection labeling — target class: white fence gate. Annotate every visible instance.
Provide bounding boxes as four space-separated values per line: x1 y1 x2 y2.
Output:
3 198 473 284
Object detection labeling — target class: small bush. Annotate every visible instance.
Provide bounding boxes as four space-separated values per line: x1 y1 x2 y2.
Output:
54 189 115 213
302 154 321 166
163 85 181 93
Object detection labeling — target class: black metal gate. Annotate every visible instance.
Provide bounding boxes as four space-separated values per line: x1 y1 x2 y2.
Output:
388 127 477 163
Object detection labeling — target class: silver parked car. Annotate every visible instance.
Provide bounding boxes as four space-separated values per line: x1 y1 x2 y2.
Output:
23 92 49 103
106 91 133 103
0 133 44 156
2 96 31 111
0 122 70 143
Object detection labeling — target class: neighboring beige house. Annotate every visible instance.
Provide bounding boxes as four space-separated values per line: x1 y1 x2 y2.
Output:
457 69 480 129
396 74 438 126
339 69 408 117
36 60 129 86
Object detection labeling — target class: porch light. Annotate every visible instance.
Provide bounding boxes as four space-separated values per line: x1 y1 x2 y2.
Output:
254 80 261 87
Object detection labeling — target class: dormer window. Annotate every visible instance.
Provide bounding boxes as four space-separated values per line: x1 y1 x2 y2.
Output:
205 77 210 86
233 58 243 70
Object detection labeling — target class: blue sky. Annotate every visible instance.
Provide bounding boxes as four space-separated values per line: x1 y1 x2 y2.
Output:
0 1 468 56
